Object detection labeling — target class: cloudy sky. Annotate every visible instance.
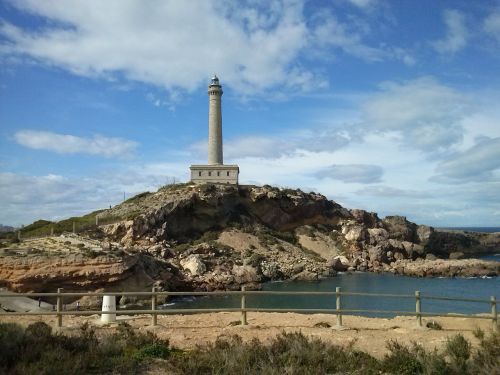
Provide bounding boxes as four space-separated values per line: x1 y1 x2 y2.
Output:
1 0 500 227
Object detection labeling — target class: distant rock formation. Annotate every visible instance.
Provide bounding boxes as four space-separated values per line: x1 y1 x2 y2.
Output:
0 224 15 233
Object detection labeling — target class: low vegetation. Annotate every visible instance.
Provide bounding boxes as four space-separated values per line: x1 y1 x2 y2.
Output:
0 322 498 374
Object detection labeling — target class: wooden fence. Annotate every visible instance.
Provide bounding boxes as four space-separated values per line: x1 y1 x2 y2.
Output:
0 287 497 331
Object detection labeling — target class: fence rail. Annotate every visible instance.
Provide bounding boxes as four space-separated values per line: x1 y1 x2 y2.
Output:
0 288 497 331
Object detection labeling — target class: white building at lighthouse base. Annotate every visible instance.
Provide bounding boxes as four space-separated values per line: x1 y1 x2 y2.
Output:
189 164 239 184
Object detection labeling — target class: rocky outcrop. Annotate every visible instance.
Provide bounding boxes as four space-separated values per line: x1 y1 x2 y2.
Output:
389 258 499 278
0 251 183 298
180 254 206 276
99 184 499 281
102 185 351 246
2 183 498 298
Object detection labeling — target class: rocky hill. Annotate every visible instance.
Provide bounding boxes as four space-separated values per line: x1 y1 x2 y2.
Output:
0 224 15 233
1 183 498 302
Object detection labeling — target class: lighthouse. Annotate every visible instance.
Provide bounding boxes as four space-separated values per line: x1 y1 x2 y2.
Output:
190 75 239 184
207 75 223 165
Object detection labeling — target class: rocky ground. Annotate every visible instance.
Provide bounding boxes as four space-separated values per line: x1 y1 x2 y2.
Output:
0 183 498 304
0 312 495 359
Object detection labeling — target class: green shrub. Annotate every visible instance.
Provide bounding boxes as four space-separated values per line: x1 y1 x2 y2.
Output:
446 334 470 373
0 321 170 374
170 332 380 375
123 191 152 204
0 323 25 369
426 320 443 330
383 340 423 375
470 329 500 374
313 321 331 328
133 343 170 360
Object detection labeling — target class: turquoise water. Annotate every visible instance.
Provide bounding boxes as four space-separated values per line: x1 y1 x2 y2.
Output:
163 273 499 317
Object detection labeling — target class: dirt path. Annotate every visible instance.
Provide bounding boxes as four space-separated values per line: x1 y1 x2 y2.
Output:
0 312 495 358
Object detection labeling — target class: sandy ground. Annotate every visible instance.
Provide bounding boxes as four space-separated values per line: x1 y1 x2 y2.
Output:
0 312 496 358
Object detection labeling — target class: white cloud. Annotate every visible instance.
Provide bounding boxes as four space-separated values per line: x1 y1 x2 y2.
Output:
483 10 500 43
190 128 355 161
0 0 312 95
315 164 383 183
311 12 414 65
14 130 137 157
432 9 468 54
0 0 414 96
362 77 469 152
432 137 500 182
0 163 186 225
345 0 378 9
356 185 429 198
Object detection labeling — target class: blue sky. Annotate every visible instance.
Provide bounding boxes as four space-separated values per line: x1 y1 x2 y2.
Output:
1 0 500 227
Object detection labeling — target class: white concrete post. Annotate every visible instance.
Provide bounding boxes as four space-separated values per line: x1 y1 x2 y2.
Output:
241 285 247 325
416 291 422 327
72 221 76 234
208 75 223 165
336 287 342 328
151 287 158 326
101 295 116 323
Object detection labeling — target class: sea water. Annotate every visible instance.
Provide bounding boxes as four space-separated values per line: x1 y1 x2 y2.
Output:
162 227 500 317
163 273 500 317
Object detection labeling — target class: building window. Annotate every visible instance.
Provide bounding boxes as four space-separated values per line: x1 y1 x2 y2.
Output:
227 171 230 176
198 171 202 177
208 171 211 176
217 171 220 176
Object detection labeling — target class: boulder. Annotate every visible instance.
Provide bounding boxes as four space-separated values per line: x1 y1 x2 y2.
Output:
350 209 380 228
328 255 349 271
368 228 389 245
147 244 163 256
292 262 306 274
417 225 433 244
382 216 418 242
342 223 367 242
180 254 206 276
232 265 261 284
261 261 281 279
368 246 388 264
291 270 318 281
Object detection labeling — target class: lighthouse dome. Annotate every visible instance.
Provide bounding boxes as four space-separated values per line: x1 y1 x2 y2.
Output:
210 75 220 85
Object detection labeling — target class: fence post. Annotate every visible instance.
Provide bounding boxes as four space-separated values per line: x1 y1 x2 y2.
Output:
50 226 54 236
241 286 247 325
72 222 76 234
491 296 498 331
56 288 63 328
416 291 422 328
336 287 342 328
151 287 157 326
17 230 21 242
95 215 99 226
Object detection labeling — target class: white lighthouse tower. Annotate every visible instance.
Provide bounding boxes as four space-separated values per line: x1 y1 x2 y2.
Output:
190 75 239 184
207 75 223 165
